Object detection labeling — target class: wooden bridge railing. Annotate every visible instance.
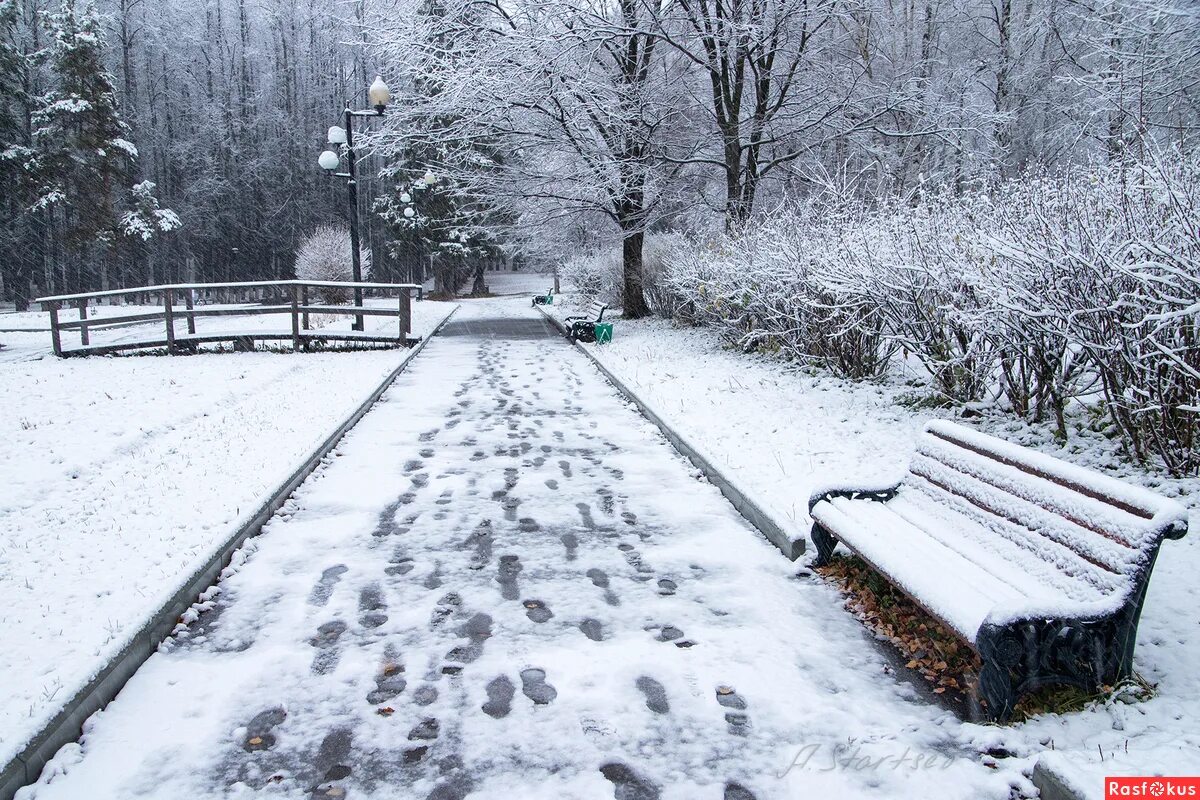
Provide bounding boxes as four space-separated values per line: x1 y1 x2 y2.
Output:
36 280 424 357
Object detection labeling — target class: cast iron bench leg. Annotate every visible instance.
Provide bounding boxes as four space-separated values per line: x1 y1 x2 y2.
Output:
811 523 839 567
976 624 1021 721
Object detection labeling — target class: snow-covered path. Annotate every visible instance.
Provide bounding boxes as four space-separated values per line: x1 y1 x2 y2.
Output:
21 300 1021 800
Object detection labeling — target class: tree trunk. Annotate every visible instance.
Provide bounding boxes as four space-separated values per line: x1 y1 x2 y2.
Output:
621 228 651 319
471 262 486 295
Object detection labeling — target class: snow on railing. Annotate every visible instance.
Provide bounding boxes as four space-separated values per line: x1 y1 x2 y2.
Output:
35 280 424 357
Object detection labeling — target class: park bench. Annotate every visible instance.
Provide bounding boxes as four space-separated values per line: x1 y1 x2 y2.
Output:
532 287 555 306
808 419 1189 720
564 300 608 343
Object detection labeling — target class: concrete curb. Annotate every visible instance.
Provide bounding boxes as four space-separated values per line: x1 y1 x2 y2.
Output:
537 306 805 561
0 305 459 800
1031 756 1096 800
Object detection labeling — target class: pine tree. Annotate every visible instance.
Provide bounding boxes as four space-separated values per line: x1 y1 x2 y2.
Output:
0 0 33 307
29 0 173 292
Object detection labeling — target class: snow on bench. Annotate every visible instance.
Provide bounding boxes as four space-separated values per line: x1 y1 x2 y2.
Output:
808 419 1189 720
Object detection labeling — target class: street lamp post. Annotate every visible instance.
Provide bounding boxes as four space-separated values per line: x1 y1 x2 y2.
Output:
318 76 391 331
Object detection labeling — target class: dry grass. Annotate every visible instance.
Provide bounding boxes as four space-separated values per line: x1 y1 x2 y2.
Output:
815 554 1155 722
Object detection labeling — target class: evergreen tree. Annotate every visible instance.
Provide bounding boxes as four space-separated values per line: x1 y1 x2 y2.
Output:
0 0 33 307
29 0 173 292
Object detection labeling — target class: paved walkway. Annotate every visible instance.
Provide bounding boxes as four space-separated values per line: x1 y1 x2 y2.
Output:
22 301 1014 800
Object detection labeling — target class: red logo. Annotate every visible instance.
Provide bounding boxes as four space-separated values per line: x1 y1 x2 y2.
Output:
1106 778 1200 798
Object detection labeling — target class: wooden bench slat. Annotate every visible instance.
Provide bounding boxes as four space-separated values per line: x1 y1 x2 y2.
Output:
927 425 1158 520
836 485 1124 607
904 467 1128 583
915 438 1149 552
907 453 1137 574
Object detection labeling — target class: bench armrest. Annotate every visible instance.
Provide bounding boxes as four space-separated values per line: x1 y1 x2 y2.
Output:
1163 519 1189 540
808 480 902 513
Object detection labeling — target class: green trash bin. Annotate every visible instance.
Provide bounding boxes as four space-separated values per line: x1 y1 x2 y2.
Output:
593 322 613 344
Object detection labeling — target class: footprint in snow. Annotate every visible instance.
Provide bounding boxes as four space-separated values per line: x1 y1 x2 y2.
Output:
408 718 439 741
716 686 751 736
586 568 620 607
358 584 388 629
308 565 348 607
429 593 462 628
578 618 604 642
309 620 347 675
523 599 553 623
520 668 557 705
367 657 406 705
482 675 515 719
635 677 669 714
241 707 286 751
385 551 415 577
599 762 660 800
560 532 579 561
496 555 522 600
423 562 444 590
444 612 493 667
462 519 493 570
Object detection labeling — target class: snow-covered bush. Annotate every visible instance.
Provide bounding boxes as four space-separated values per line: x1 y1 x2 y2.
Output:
561 233 684 314
294 226 371 304
987 155 1200 473
844 197 998 401
660 202 895 380
560 248 622 307
659 149 1199 473
641 233 687 317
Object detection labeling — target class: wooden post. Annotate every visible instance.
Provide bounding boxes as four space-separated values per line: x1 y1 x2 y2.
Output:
184 289 196 334
76 299 90 346
49 302 63 357
301 285 310 330
164 288 176 354
291 285 301 351
399 288 412 338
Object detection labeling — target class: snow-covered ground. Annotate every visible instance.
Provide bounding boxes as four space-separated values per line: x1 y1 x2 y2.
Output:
18 299 1028 800
482 271 556 296
7 288 1196 798
544 301 1200 793
0 300 456 771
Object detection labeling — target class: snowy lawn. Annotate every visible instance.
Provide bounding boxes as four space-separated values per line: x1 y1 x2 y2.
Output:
0 300 456 768
547 303 1200 790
